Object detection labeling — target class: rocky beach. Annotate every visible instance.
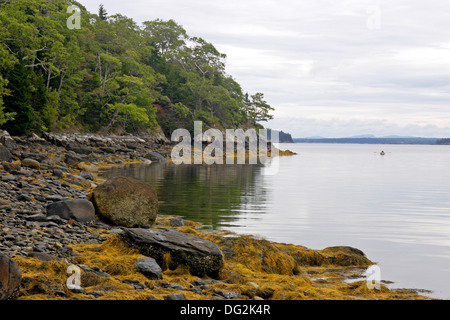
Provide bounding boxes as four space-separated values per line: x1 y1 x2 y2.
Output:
0 130 433 300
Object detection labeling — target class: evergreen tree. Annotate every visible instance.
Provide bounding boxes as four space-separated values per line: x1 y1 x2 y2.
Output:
2 62 34 134
98 4 108 21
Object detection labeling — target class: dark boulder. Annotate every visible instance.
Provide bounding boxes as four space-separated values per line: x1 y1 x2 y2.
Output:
121 228 224 278
46 199 96 223
0 254 21 300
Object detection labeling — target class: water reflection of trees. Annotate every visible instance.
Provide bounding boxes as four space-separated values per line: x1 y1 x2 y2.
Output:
99 163 269 228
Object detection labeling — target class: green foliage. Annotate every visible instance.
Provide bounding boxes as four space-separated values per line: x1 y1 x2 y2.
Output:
0 0 274 135
0 76 16 127
244 92 275 126
98 4 108 21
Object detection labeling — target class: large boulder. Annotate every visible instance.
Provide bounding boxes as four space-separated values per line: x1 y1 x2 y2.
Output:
46 199 96 223
121 228 224 278
0 254 21 300
90 176 158 227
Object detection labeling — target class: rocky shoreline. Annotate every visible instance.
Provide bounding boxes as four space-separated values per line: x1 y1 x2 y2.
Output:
0 130 433 300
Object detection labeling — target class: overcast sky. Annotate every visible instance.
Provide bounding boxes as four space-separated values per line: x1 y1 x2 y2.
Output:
81 0 450 138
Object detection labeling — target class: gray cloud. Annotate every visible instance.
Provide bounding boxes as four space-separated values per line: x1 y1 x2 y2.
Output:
82 0 450 137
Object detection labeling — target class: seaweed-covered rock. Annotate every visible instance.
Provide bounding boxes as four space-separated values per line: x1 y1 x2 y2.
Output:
90 176 158 227
320 246 372 267
121 228 224 278
76 161 98 173
0 254 21 300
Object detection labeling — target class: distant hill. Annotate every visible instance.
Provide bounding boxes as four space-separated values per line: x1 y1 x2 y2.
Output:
293 137 440 145
436 138 450 145
267 129 294 143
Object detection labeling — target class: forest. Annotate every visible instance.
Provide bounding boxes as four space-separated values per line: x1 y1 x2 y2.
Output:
0 0 274 137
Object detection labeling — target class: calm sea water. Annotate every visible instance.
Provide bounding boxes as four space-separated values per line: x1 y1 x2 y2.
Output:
100 143 450 299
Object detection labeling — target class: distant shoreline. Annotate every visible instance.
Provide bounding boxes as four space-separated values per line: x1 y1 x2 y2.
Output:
292 137 444 145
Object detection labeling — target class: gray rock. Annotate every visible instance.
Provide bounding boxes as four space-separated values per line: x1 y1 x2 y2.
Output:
65 142 93 155
0 130 15 150
27 252 58 261
162 283 186 291
24 213 47 222
52 168 64 178
46 194 65 202
78 171 94 180
57 246 74 257
1 175 17 182
135 257 162 279
223 291 242 299
18 194 33 202
190 287 203 295
69 287 85 294
14 168 33 176
121 228 224 278
0 143 11 162
144 151 166 163
65 152 84 166
20 152 48 162
170 217 188 227
86 291 103 298
121 278 140 285
46 199 96 223
191 279 213 286
28 133 45 143
164 293 186 300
